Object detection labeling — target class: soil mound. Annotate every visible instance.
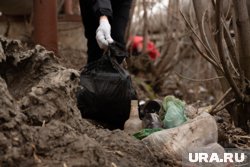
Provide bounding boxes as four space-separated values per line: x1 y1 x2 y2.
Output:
0 37 169 167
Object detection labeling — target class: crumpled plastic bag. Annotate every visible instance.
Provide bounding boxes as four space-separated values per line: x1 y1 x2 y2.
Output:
143 112 223 162
159 96 187 128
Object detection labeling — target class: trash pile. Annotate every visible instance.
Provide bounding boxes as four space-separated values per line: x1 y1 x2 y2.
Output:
0 36 227 167
0 37 169 167
74 39 226 165
127 96 225 166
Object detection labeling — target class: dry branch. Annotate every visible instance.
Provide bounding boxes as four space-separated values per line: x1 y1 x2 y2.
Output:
175 72 224 82
189 35 223 72
180 10 223 71
209 87 232 114
201 10 219 63
216 0 245 102
222 19 241 76
211 98 236 115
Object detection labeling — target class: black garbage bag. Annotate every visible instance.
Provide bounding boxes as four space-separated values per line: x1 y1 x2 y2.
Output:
77 43 137 129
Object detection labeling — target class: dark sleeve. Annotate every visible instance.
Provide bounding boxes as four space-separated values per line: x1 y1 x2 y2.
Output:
93 0 113 18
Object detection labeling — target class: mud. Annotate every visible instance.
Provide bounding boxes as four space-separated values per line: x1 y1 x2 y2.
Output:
0 37 170 167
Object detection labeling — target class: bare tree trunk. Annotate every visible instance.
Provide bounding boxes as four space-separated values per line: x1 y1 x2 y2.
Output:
192 0 230 92
190 0 250 132
233 0 250 81
233 0 250 131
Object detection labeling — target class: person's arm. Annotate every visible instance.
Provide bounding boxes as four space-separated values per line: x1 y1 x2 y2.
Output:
96 15 113 49
93 0 112 18
94 0 113 49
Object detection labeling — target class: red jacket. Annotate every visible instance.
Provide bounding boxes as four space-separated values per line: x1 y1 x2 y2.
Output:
130 36 160 60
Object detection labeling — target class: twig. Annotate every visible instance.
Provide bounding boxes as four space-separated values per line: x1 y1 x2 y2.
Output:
209 87 232 113
111 162 118 167
211 98 236 115
234 135 250 140
180 10 212 55
175 71 224 82
201 10 220 63
224 0 232 20
222 19 241 77
180 10 223 72
228 56 239 77
190 36 223 72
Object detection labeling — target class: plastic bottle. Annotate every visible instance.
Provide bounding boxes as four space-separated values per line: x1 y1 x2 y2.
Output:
124 100 143 135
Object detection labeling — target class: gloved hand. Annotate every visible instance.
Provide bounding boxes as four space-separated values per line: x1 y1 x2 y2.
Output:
96 16 114 49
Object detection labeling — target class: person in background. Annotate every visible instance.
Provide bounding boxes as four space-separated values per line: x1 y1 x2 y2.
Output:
79 0 132 64
129 35 160 61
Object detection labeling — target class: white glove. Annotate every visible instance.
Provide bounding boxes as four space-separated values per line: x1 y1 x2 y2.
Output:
96 18 114 49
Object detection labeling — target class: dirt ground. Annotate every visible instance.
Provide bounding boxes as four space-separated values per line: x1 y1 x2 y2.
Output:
0 37 171 167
